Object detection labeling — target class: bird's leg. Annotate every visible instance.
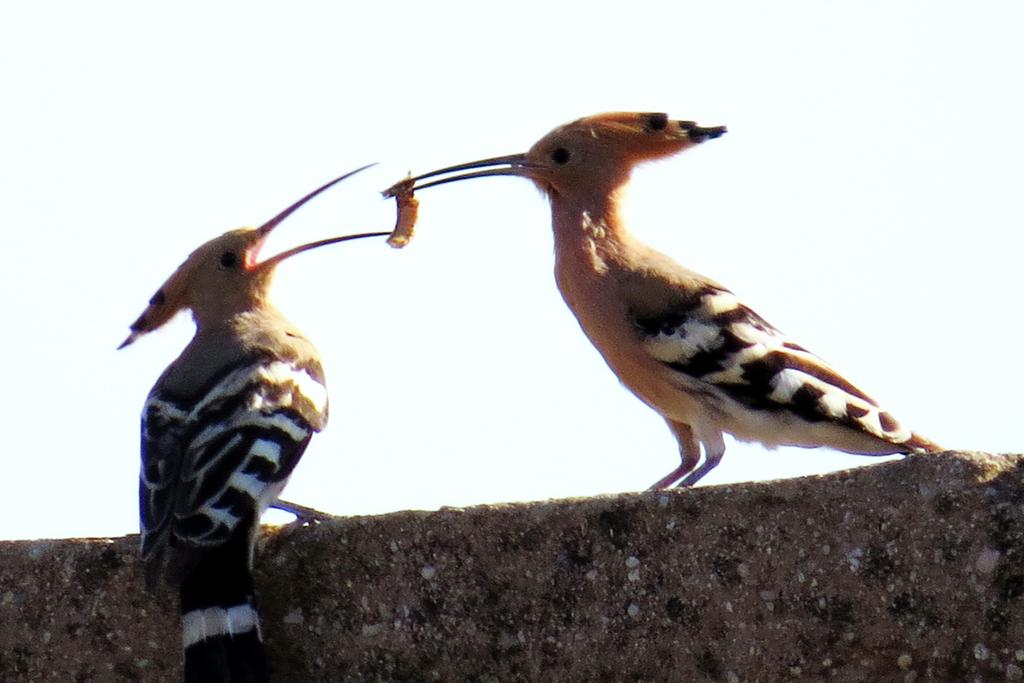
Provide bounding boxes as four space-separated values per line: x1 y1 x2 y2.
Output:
271 499 334 523
673 432 726 488
648 420 702 490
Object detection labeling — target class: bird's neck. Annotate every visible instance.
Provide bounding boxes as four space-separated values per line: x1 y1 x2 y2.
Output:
194 301 291 340
162 304 305 397
548 185 639 323
191 289 273 331
549 185 635 275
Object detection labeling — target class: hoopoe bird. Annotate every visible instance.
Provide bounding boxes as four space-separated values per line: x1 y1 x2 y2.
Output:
121 166 388 682
388 112 942 489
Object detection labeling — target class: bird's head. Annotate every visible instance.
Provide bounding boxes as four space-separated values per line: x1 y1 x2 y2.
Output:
387 112 726 201
119 165 389 349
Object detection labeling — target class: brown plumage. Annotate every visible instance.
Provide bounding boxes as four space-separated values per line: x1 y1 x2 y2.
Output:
122 166 388 682
387 112 942 489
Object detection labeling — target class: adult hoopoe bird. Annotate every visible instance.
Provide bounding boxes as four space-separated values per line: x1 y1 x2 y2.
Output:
387 112 942 489
121 166 388 682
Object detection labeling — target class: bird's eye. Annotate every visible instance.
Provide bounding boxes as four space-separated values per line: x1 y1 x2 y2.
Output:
551 147 571 165
220 251 239 268
645 113 669 131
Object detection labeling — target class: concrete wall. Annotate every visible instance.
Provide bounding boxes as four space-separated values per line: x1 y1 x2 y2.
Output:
2 452 1023 682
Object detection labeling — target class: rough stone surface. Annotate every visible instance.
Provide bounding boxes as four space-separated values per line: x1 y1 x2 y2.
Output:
3 452 1024 682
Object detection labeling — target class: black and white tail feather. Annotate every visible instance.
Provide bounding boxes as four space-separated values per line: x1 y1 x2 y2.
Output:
388 112 941 490
141 354 327 682
122 167 386 681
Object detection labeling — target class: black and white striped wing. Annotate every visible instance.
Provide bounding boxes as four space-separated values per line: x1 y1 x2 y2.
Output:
633 287 922 447
140 358 328 576
139 396 189 569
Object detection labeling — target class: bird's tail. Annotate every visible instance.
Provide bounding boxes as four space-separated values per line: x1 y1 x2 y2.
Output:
180 528 269 683
903 431 944 454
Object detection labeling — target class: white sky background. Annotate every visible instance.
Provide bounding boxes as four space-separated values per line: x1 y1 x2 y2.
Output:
1 2 1021 541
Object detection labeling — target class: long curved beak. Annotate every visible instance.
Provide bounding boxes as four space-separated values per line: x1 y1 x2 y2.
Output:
259 163 377 236
382 154 540 196
259 230 391 268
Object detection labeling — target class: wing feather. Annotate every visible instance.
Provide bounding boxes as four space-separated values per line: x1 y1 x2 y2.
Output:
140 357 326 584
632 287 917 446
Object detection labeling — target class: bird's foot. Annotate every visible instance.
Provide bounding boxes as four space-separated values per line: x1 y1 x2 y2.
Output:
272 499 334 524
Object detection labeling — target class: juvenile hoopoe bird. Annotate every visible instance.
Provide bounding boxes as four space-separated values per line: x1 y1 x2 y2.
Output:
389 112 942 489
121 167 388 682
